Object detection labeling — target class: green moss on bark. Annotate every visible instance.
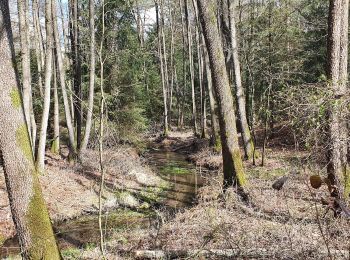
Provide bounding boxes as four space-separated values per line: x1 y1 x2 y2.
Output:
25 176 61 259
16 124 33 162
10 88 22 109
51 139 59 154
233 149 246 186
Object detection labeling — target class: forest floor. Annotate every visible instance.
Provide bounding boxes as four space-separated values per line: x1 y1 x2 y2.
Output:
0 145 168 257
1 128 350 259
148 132 350 259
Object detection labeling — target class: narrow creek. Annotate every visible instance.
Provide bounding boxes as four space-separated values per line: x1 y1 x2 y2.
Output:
0 148 203 258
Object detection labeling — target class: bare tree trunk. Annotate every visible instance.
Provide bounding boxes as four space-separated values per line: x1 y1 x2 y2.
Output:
185 0 198 135
53 0 76 156
204 46 220 149
156 0 169 136
60 0 75 124
201 51 207 139
192 0 206 138
81 0 96 153
197 0 247 192
51 60 60 154
0 2 60 258
59 0 68 55
98 0 106 256
178 0 187 129
228 0 254 160
37 0 54 172
326 0 349 199
70 0 82 150
32 0 44 97
17 0 33 144
168 1 175 126
160 0 170 125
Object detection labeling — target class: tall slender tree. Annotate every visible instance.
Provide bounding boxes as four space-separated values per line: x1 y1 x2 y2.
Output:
326 0 349 198
70 0 82 150
156 0 169 136
0 1 60 258
197 0 246 191
81 0 96 152
32 0 44 97
228 0 254 159
37 0 54 172
53 0 77 157
51 60 60 154
17 0 35 147
185 0 198 135
204 46 219 149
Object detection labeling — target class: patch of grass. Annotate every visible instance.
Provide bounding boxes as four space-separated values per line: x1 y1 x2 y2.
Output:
159 164 191 175
61 248 81 259
248 167 288 179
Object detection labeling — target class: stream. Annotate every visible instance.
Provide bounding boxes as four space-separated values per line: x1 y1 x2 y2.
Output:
0 149 203 258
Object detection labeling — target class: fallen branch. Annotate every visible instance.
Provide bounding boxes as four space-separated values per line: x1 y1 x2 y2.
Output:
133 248 349 259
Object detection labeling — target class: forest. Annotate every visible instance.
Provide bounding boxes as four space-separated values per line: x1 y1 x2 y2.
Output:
0 0 350 259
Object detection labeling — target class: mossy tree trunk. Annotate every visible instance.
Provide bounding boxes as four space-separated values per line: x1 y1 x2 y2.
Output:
228 0 254 160
0 1 60 258
326 0 349 199
197 0 246 190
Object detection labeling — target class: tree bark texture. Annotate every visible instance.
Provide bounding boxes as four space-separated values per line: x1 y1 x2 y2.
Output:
53 0 77 155
0 2 60 258
326 0 349 198
228 0 254 160
81 0 96 152
197 0 246 189
37 0 54 172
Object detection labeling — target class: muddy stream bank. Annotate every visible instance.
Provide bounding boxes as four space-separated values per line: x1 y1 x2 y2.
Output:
0 147 203 258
